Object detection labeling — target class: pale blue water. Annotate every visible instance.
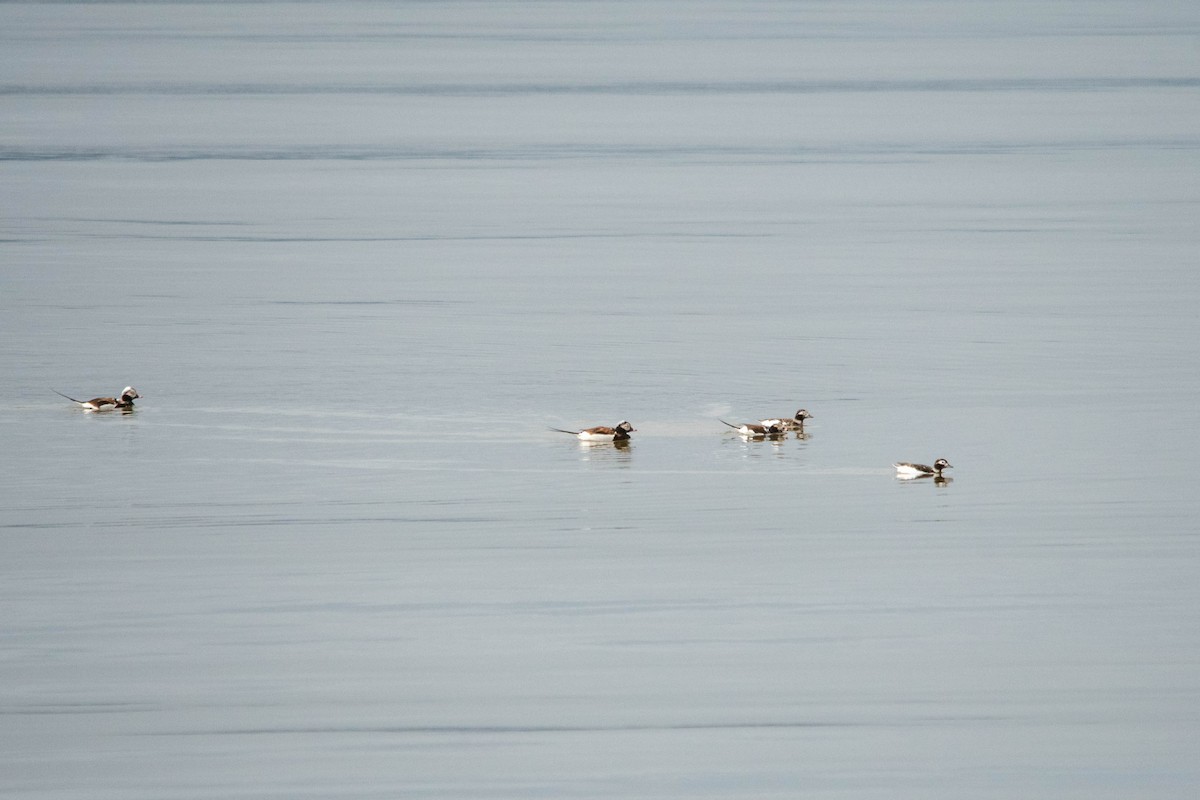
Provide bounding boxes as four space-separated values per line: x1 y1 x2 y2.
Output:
2 2 1199 798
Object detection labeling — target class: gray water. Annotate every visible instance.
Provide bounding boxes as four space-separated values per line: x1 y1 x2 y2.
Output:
2 2 1199 797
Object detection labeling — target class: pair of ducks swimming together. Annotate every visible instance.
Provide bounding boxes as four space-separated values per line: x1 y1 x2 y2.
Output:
550 408 814 443
552 409 953 478
57 390 951 479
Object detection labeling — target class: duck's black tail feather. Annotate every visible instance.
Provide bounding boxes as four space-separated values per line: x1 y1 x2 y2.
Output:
52 389 82 403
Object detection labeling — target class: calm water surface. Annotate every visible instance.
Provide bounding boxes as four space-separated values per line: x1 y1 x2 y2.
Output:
2 2 1199 797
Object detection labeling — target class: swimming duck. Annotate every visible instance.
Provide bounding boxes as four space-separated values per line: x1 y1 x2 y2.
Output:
760 408 813 432
54 387 140 412
893 458 952 478
719 419 784 436
550 420 635 442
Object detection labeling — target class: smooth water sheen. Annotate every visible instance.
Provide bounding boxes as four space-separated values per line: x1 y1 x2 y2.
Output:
2 2 1199 797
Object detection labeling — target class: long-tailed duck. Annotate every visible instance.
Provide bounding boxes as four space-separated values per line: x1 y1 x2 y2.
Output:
760 408 813 432
54 387 140 412
550 420 635 442
893 458 952 478
719 419 784 436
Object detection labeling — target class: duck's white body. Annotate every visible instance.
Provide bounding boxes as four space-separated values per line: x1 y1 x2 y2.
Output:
577 429 623 442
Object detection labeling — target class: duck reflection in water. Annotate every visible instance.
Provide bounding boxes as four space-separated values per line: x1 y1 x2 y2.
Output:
578 437 632 464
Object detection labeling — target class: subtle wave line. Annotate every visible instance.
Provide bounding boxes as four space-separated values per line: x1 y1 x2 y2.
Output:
144 719 958 737
2 77 1196 97
2 138 1196 164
